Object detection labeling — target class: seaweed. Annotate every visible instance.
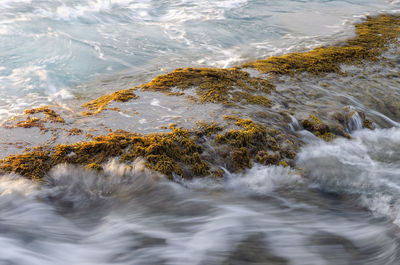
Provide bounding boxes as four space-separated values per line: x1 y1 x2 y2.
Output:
14 117 44 130
24 106 65 123
215 116 296 170
82 88 138 114
87 163 103 171
0 149 51 181
302 114 335 141
4 15 397 180
242 15 400 75
79 15 400 115
5 107 65 131
140 67 274 106
0 127 211 180
0 116 300 179
68 128 83 136
195 121 224 136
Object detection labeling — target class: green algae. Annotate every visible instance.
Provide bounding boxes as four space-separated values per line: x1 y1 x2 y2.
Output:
242 15 400 75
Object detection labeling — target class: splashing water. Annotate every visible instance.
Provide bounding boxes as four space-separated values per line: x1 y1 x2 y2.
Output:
1 1 400 264
0 127 400 264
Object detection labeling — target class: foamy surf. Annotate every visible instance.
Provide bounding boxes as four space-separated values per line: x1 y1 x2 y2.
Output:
0 155 399 265
298 127 400 227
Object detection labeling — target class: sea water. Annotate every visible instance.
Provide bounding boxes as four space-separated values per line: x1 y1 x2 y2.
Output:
1 1 400 264
0 0 399 120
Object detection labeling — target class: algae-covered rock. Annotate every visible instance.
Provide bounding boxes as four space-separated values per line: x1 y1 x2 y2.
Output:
215 116 298 171
0 125 216 180
82 88 138 114
302 108 374 141
140 67 274 106
242 15 400 75
3 106 65 132
0 149 52 181
0 116 300 180
24 106 65 123
2 14 398 181
302 114 335 141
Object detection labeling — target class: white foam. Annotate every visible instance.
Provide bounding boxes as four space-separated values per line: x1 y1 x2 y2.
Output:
0 152 398 264
225 164 303 195
48 88 75 101
297 127 400 226
180 164 302 195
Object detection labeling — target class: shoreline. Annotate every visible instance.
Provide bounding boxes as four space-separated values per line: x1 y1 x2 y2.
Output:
1 14 399 180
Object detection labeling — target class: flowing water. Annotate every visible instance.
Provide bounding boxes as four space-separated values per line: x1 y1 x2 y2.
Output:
1 0 399 119
1 0 400 264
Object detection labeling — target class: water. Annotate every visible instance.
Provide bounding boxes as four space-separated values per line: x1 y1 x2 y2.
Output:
1 128 400 264
1 0 400 264
0 0 399 119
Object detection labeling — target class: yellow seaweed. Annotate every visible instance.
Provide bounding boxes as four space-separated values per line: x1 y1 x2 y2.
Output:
242 15 400 75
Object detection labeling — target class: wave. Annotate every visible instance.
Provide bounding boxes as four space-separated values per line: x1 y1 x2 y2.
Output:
0 150 399 264
298 127 400 226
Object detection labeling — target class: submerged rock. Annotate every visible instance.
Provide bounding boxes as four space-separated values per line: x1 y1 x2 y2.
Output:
242 15 400 76
0 14 399 181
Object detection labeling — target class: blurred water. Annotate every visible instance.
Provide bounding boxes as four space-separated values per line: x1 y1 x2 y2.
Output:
0 0 399 119
1 127 400 264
